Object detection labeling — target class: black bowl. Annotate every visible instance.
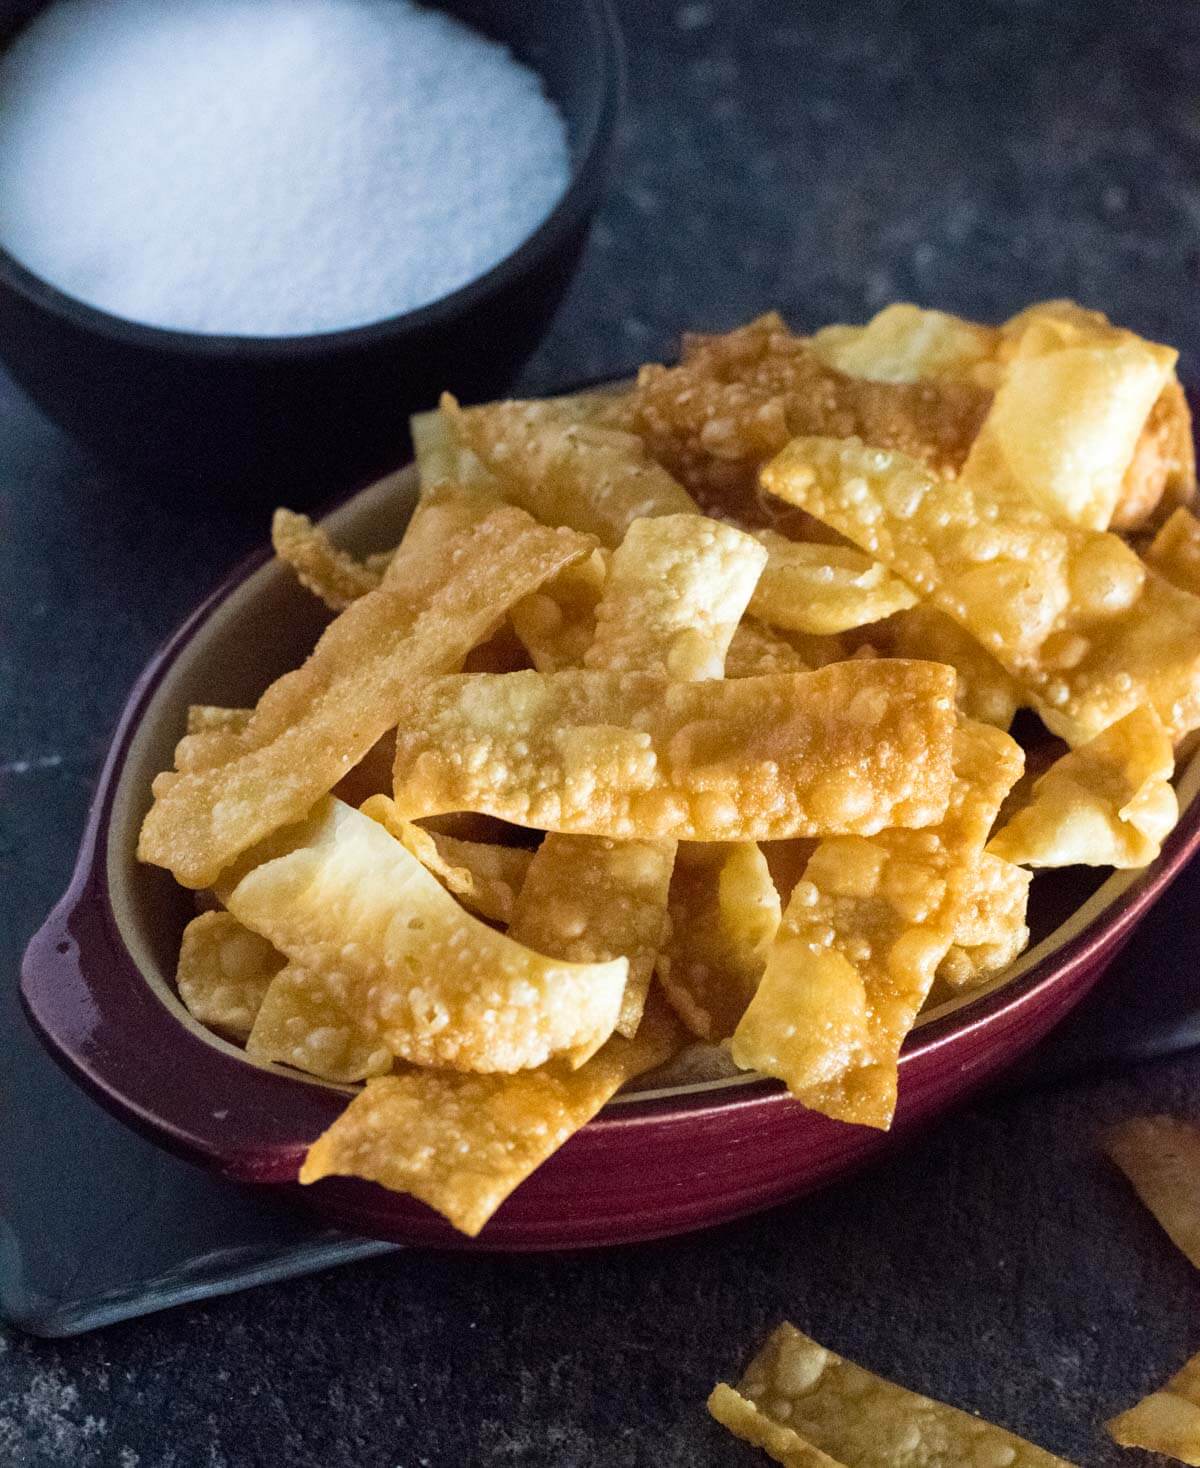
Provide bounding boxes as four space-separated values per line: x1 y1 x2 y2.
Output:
0 0 622 493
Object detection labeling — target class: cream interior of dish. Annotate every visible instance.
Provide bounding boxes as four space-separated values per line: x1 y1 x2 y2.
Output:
107 462 1200 1106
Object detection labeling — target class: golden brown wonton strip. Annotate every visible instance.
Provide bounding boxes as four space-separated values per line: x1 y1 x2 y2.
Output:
139 505 594 888
390 662 956 842
1107 1349 1200 1463
271 508 386 611
731 720 1022 1128
300 992 684 1236
763 435 1200 745
710 1322 1075 1466
1105 1115 1200 1271
512 513 767 1039
446 393 699 546
630 313 993 522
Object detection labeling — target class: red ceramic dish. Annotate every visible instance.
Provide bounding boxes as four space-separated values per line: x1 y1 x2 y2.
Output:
21 460 1200 1251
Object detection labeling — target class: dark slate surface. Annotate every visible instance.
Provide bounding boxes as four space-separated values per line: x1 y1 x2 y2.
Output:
5 0 1200 1460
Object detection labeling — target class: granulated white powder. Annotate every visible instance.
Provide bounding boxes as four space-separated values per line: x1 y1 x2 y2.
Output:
0 0 570 336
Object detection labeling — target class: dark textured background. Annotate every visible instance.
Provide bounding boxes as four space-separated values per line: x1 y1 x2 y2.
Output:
5 0 1200 1461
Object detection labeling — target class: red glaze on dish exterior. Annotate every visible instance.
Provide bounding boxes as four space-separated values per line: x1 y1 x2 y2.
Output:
21 428 1200 1251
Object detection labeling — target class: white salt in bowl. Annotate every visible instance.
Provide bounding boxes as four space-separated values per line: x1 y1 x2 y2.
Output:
0 0 623 492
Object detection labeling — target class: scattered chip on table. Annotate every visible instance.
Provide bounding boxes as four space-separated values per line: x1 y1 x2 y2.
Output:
709 1321 1074 1466
1107 1350 1200 1464
1104 1115 1200 1271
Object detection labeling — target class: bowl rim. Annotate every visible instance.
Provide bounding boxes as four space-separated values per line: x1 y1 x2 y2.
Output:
0 0 624 357
20 394 1200 1177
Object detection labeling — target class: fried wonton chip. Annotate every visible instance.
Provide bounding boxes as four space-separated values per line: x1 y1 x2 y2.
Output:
446 393 699 546
1114 377 1197 532
710 1322 1075 1467
360 793 532 924
391 662 956 842
731 721 1022 1128
409 405 501 495
964 310 1177 530
271 508 386 611
586 515 767 678
657 842 781 1040
724 619 811 677
1148 507 1200 598
221 797 626 1072
875 605 1023 730
510 549 608 673
509 836 675 1042
186 705 252 737
810 302 1002 388
1104 1115 1200 1271
935 852 1031 990
989 707 1177 869
762 435 1200 745
1107 1350 1200 1464
176 911 285 1041
246 962 394 1083
299 993 683 1236
630 314 992 521
748 529 917 636
139 505 594 888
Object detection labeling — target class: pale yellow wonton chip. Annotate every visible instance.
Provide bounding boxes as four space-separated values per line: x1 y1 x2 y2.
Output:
657 842 781 1041
748 529 917 637
300 993 683 1236
139 504 593 888
964 308 1176 530
988 706 1177 869
935 852 1031 991
220 797 627 1073
360 793 532 925
176 910 284 1041
709 1322 1074 1467
246 962 394 1083
390 662 956 842
762 434 1200 746
445 392 699 546
724 620 811 678
1107 1350 1200 1464
809 302 1002 388
508 836 675 1044
1104 1114 1200 1271
731 721 1022 1128
586 514 767 679
1148 507 1200 598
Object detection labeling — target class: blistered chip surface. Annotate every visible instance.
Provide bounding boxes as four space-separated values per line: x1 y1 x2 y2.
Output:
391 663 956 843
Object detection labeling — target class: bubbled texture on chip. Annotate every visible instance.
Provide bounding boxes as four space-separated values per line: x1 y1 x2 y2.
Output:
711 1322 1075 1467
391 664 956 843
763 434 1200 745
222 798 627 1073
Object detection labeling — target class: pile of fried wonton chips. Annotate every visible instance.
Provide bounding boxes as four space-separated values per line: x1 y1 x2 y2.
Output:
139 299 1199 1236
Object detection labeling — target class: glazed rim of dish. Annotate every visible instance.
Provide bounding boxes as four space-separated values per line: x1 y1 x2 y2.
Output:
105 461 1200 1111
